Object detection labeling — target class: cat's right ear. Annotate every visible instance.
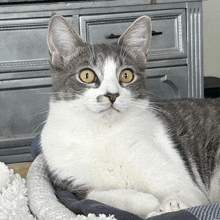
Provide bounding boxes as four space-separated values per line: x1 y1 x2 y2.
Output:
117 16 152 64
48 15 85 68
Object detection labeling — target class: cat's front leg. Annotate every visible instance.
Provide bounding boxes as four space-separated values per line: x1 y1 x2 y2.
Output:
87 189 161 219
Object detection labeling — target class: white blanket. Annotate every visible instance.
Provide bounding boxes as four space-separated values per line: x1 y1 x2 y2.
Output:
0 160 116 220
0 162 35 220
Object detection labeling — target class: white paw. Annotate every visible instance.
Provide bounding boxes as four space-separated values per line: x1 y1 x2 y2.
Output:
146 211 163 218
160 199 189 213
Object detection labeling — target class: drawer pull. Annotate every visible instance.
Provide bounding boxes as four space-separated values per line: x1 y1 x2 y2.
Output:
152 31 163 36
106 34 121 39
106 31 162 40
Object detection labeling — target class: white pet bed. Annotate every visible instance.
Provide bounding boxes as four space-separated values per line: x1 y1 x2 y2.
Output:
26 154 117 220
0 162 35 220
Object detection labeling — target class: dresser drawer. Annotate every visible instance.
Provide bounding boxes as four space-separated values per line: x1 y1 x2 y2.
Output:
146 66 188 101
80 9 186 61
0 16 77 63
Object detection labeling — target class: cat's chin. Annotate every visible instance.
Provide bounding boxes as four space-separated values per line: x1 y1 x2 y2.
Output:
98 106 121 121
84 105 124 125
90 103 146 124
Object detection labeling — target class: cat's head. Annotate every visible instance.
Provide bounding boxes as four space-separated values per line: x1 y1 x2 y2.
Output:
47 15 152 122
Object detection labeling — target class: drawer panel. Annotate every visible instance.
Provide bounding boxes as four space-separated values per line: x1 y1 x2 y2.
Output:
0 18 49 62
0 87 51 137
0 16 77 63
1 153 33 164
0 137 33 163
80 9 186 61
146 66 188 101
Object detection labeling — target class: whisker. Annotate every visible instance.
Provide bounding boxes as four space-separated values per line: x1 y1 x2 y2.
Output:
121 44 130 60
148 102 172 119
91 44 96 60
31 120 47 135
85 39 95 60
27 109 49 120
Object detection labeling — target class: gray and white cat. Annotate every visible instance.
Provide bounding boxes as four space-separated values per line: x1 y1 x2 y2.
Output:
41 15 220 219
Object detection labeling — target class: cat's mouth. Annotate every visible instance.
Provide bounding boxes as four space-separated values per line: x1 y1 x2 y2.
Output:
99 105 120 113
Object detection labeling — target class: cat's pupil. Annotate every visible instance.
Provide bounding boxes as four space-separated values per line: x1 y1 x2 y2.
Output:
85 73 89 79
124 73 128 78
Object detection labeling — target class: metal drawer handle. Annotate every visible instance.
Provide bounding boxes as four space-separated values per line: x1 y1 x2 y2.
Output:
152 31 163 36
106 34 121 39
106 31 162 39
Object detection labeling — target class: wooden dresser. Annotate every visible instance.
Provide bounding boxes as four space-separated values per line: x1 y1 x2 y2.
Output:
0 0 204 163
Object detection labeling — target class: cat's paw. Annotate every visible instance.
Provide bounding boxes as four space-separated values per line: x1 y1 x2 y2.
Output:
146 211 163 218
145 199 189 219
160 199 189 213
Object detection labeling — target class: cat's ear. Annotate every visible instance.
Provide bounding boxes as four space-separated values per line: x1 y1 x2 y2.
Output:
117 16 152 63
48 15 85 68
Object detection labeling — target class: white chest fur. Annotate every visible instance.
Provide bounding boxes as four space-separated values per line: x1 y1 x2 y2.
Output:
41 100 205 203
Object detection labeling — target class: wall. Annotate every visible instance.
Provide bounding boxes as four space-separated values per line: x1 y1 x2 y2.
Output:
203 0 220 77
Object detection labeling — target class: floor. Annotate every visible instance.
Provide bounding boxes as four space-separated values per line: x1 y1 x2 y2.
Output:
7 162 32 178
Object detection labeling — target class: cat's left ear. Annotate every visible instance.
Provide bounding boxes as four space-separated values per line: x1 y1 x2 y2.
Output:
48 15 85 68
117 16 152 63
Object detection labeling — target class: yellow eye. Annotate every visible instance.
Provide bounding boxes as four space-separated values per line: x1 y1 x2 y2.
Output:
119 69 134 83
79 69 96 83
